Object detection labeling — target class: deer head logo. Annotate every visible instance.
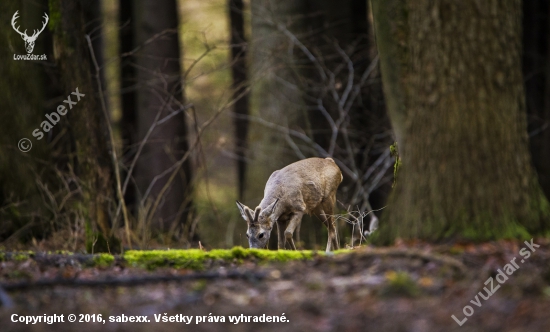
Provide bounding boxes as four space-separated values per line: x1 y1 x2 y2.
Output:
11 11 49 54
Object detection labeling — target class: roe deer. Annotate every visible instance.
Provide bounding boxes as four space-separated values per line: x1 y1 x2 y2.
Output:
236 157 342 252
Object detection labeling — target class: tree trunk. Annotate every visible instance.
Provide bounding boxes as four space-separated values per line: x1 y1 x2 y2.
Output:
228 0 250 201
49 0 119 252
133 0 193 235
523 0 550 200
372 0 550 243
0 0 52 240
119 0 137 213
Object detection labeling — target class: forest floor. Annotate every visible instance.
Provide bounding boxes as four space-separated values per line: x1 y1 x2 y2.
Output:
1 239 550 332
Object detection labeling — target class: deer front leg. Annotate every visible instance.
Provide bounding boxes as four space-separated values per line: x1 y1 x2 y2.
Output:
284 212 303 250
276 219 288 250
327 217 339 252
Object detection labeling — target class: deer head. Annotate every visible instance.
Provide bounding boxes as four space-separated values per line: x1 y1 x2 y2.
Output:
236 199 279 249
11 11 49 54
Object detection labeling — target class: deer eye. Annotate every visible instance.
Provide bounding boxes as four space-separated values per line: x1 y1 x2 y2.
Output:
246 233 249 238
258 233 264 239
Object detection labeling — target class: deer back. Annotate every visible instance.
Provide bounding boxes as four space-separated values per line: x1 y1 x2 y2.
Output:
260 157 342 217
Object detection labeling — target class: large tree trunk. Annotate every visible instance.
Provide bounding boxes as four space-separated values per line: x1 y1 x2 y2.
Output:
49 0 119 252
372 0 550 243
523 0 550 200
0 0 52 241
133 0 193 235
228 0 250 201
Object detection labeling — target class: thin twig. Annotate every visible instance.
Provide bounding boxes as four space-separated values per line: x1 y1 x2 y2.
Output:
145 85 252 227
86 35 131 249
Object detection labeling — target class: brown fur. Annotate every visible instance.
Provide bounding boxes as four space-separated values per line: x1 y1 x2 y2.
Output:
237 157 342 251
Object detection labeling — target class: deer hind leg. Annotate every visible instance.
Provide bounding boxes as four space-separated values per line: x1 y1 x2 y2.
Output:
317 199 339 252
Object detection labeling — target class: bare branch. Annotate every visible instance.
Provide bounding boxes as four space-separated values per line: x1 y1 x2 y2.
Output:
86 35 131 247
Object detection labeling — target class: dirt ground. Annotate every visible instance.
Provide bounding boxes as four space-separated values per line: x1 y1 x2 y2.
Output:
1 239 550 332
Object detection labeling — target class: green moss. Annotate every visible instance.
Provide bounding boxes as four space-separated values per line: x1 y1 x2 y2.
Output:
123 247 343 270
46 250 73 255
0 251 34 262
13 251 33 261
332 249 353 255
440 208 532 242
390 142 401 188
373 206 534 245
245 248 316 261
525 190 550 235
306 282 324 291
381 271 420 298
448 246 464 255
457 221 530 242
48 0 62 32
7 270 32 280
124 249 207 270
93 253 115 268
230 246 248 259
191 279 208 292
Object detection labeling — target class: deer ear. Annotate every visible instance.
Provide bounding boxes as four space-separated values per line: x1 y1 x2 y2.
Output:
236 201 254 223
263 198 279 216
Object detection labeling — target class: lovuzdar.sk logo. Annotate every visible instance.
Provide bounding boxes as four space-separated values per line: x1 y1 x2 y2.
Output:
11 10 48 61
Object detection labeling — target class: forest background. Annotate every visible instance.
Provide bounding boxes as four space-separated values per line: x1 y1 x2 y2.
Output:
1 0 549 253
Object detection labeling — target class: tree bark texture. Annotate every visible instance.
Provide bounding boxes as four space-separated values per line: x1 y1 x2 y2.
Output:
372 0 550 243
133 0 193 234
50 0 118 252
228 0 250 201
119 0 137 212
0 0 51 240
